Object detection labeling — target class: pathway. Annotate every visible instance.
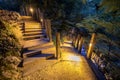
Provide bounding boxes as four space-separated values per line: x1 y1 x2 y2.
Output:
21 16 56 76
21 16 96 80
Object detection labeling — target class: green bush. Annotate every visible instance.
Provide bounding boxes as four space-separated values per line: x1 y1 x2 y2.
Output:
0 19 22 80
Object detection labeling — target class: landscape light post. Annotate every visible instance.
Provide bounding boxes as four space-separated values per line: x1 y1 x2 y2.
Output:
30 7 33 17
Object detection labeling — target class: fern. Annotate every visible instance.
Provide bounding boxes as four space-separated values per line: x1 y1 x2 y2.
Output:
100 0 120 13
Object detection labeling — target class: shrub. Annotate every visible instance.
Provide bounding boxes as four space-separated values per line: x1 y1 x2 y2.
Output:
0 14 22 80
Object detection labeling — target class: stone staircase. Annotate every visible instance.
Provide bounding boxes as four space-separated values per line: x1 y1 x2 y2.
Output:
21 16 46 57
23 21 46 40
21 16 56 76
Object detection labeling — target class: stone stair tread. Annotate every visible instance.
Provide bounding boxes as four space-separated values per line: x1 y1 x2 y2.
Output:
24 26 40 28
24 31 44 34
25 28 44 30
24 33 44 36
24 29 44 33
23 49 42 58
23 34 45 40
24 47 55 55
23 54 55 66
25 20 40 25
23 38 49 48
28 42 54 50
23 37 45 40
25 29 43 32
23 49 41 55
25 28 45 30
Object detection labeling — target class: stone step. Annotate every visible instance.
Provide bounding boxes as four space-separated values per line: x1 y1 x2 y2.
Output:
39 47 56 54
28 42 53 50
23 38 49 48
27 46 56 55
20 28 44 33
25 22 40 25
23 54 55 67
25 28 45 30
23 49 42 58
23 32 44 36
25 28 41 31
23 34 46 40
24 29 44 33
24 30 44 34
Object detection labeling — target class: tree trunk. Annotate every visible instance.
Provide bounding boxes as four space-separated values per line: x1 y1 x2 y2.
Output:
87 33 96 59
56 32 61 59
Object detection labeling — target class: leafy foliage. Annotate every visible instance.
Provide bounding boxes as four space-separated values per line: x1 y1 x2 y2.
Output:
100 0 120 13
0 0 22 11
0 19 22 80
76 0 120 79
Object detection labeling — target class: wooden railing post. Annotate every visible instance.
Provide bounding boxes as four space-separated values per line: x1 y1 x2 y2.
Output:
23 22 25 33
72 34 77 47
37 8 40 21
38 8 41 22
35 8 38 21
78 37 84 53
44 19 49 39
40 13 44 27
75 34 80 48
47 19 52 42
56 32 61 59
45 19 52 42
87 33 96 59
72 36 75 46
